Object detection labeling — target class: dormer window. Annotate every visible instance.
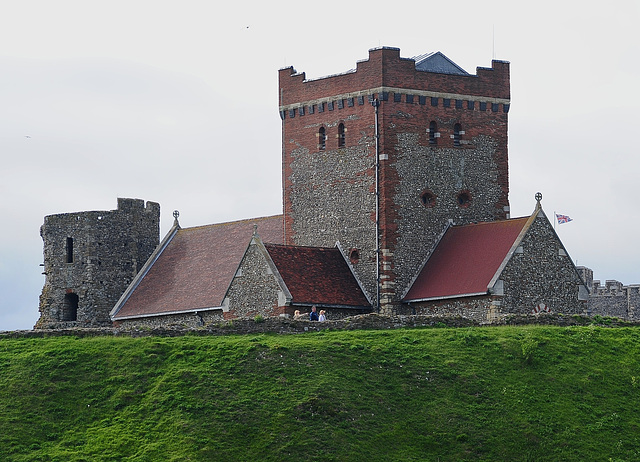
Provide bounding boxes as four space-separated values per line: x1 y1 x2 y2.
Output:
318 127 326 151
338 123 345 148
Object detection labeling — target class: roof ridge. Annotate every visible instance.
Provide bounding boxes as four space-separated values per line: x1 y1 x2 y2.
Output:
178 214 283 232
264 242 338 251
453 216 529 229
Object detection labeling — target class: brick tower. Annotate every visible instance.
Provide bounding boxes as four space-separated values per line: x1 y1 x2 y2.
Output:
36 198 160 328
278 47 510 313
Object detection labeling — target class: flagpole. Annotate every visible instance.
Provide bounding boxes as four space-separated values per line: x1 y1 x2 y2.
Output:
553 210 556 231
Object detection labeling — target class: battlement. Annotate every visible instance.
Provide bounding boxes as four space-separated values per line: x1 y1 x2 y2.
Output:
117 197 160 214
577 266 640 320
278 47 510 111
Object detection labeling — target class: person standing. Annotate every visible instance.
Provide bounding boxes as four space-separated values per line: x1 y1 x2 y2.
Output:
309 305 319 321
319 310 326 322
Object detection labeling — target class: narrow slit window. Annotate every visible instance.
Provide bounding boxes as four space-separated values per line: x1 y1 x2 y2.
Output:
338 123 345 147
66 237 74 263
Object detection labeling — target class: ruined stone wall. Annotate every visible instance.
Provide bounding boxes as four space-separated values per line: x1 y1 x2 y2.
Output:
498 213 586 315
36 198 160 328
587 279 640 320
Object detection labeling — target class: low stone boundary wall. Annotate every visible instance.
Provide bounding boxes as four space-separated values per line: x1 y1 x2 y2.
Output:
2 313 638 339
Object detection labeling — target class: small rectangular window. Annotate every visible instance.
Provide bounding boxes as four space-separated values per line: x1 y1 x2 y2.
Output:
431 97 438 107
298 106 305 116
347 97 354 107
467 101 475 110
288 109 295 118
492 103 499 112
66 237 74 263
419 95 427 105
318 102 324 113
308 105 315 114
380 92 389 101
337 99 344 109
406 94 414 104
479 102 487 111
443 98 451 108
394 93 402 102
455 100 463 109
328 101 334 111
358 95 365 105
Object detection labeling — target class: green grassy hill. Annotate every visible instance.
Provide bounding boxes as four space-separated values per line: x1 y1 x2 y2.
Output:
2 325 640 461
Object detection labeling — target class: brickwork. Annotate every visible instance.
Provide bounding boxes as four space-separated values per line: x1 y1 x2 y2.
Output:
36 198 159 328
280 47 510 314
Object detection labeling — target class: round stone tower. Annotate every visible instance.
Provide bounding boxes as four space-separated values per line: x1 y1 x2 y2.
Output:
36 198 160 328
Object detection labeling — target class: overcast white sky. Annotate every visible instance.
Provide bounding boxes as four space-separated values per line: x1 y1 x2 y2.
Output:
1 0 638 330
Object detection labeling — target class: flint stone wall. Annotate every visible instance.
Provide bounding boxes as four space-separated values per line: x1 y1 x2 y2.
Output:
36 198 159 329
6 313 636 340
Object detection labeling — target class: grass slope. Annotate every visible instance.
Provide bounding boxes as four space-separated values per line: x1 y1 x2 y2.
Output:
1 325 640 461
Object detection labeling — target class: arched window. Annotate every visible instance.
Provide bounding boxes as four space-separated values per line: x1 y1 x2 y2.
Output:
453 123 462 147
318 127 326 151
338 123 345 147
428 121 438 145
62 293 79 321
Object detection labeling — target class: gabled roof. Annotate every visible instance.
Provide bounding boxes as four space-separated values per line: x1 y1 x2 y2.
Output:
111 215 283 320
403 216 531 302
413 51 469 75
264 243 371 308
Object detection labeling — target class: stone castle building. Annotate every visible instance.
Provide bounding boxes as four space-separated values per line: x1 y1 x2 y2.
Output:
37 198 159 328
577 267 640 320
37 47 598 329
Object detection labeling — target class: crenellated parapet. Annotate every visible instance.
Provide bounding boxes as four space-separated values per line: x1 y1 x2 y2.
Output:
577 266 640 320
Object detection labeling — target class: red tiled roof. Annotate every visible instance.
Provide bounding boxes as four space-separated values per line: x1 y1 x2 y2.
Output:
113 215 283 318
264 244 371 308
404 217 530 302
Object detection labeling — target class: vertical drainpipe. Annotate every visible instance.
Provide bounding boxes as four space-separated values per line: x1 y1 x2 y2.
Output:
372 98 380 313
280 87 287 245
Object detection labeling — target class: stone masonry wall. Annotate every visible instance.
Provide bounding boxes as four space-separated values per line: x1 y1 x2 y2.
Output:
280 47 510 314
224 238 286 319
498 213 586 315
36 198 159 328
577 266 640 320
114 310 224 330
406 295 498 322
392 134 505 301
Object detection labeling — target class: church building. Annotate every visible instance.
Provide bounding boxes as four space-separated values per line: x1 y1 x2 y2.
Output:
36 47 589 329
